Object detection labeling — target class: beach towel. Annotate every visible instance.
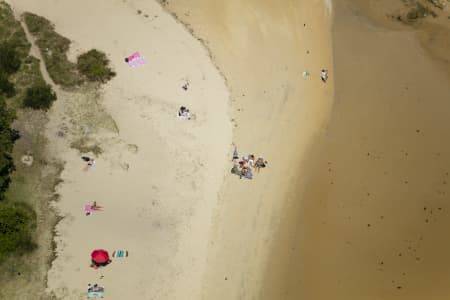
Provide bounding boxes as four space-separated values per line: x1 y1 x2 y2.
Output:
84 205 93 213
126 52 146 67
112 249 129 258
126 52 140 61
87 290 104 298
128 57 146 67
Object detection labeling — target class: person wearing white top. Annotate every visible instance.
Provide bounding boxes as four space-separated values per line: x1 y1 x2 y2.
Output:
321 69 328 83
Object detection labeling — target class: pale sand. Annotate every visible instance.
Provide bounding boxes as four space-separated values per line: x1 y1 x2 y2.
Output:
8 0 232 299
160 1 334 299
7 0 335 298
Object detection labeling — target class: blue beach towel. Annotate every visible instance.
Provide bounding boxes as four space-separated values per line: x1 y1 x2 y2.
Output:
112 250 128 258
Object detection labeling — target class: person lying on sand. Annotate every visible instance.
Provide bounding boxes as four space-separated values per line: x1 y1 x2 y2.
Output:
240 166 249 179
240 166 253 179
92 201 102 211
183 109 191 120
239 159 247 168
83 158 96 171
85 202 102 216
88 284 104 293
178 106 186 116
177 106 191 120
88 159 95 168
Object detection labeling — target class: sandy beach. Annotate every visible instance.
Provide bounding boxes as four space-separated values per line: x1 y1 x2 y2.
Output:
5 0 334 298
8 0 234 299
158 1 334 299
5 0 449 299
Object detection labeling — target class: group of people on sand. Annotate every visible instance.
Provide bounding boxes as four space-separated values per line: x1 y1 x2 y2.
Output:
231 149 267 180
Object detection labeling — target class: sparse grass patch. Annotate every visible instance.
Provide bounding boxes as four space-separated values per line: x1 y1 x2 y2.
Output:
11 56 45 94
24 13 116 88
70 137 103 156
23 12 80 88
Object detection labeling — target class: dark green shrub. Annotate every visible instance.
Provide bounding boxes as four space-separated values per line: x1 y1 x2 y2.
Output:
23 85 57 110
0 2 31 59
77 49 116 83
0 43 21 75
0 73 15 97
0 97 15 197
0 202 36 262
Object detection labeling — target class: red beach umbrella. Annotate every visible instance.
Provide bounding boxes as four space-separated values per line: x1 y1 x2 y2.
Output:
91 249 110 265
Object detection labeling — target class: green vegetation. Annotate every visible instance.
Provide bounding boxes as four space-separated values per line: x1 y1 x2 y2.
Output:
70 138 103 156
0 96 17 198
0 3 115 283
77 49 116 83
0 74 15 98
23 85 57 110
0 202 36 262
0 2 44 268
0 43 21 75
23 12 116 88
23 12 80 88
0 2 30 60
0 3 47 108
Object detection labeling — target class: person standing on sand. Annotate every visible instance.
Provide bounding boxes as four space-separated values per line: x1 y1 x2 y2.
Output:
248 154 255 167
254 157 267 173
321 69 328 83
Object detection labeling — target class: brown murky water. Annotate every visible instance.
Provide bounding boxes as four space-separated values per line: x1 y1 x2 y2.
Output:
262 1 450 299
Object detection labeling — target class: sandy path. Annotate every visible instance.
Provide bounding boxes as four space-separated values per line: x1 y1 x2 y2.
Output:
8 0 232 299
